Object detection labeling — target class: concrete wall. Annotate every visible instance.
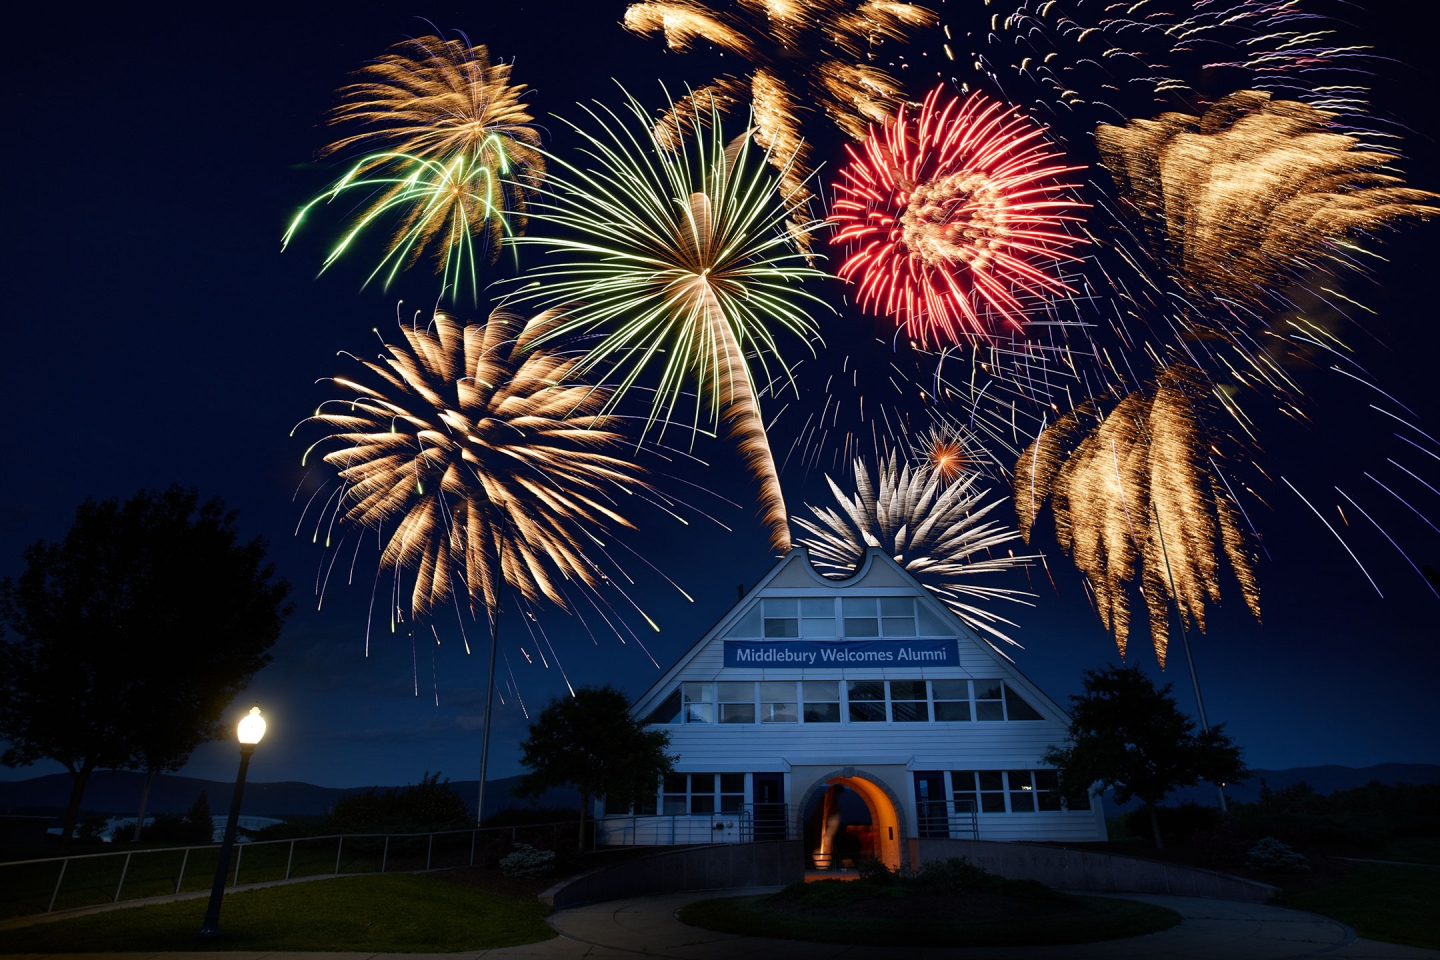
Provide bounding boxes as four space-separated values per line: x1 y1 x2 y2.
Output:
544 841 804 909
912 838 1278 902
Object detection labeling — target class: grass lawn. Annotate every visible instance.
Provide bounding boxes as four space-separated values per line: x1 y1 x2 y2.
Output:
0 872 555 953
1281 863 1440 951
678 882 1181 948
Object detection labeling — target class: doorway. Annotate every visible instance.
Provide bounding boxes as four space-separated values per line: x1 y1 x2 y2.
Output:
802 774 902 872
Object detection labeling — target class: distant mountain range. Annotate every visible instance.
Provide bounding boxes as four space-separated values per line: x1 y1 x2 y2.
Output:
2 763 1434 823
1102 762 1440 811
0 771 579 822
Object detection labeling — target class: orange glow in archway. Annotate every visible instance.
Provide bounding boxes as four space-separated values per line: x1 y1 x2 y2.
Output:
815 775 902 873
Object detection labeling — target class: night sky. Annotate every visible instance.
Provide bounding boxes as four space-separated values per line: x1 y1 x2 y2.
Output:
2 0 1436 791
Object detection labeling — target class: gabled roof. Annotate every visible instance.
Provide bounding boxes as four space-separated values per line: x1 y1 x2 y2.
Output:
630 546 1068 721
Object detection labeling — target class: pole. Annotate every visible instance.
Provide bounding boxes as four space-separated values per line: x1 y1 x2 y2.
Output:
1153 514 1229 813
196 743 254 938
476 597 501 826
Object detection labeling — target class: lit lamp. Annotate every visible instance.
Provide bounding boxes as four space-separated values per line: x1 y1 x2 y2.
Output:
196 705 266 938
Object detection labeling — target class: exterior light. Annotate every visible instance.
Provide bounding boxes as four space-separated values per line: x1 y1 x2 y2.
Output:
237 706 266 745
197 703 267 938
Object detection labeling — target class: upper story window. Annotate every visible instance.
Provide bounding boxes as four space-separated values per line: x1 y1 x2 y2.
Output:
841 597 917 637
802 681 840 723
652 678 1044 724
717 682 755 724
683 682 713 723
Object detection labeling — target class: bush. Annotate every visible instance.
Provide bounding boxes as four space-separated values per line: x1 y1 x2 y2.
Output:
1247 836 1310 872
326 772 470 834
855 858 897 884
1123 802 1222 847
916 856 998 892
481 806 577 828
498 843 556 878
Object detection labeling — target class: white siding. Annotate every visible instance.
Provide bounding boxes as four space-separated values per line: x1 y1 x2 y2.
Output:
623 547 1107 844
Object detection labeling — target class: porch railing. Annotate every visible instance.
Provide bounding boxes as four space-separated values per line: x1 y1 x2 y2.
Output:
595 802 792 847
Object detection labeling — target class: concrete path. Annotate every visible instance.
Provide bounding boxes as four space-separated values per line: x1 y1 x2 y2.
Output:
3 887 1435 959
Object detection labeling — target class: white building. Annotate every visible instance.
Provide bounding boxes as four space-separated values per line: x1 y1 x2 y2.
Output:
602 547 1107 871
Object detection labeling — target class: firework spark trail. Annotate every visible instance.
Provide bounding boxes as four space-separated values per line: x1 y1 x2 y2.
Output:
796 450 1040 647
1015 366 1261 665
1283 476 1382 597
512 91 831 552
830 87 1088 345
282 35 543 298
623 0 936 248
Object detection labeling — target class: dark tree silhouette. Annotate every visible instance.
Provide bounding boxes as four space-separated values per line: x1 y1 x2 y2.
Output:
515 685 675 850
1042 665 1248 847
0 487 291 848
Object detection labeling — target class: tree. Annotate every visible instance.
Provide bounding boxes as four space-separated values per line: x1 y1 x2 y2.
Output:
0 487 291 848
1041 665 1248 848
515 685 676 850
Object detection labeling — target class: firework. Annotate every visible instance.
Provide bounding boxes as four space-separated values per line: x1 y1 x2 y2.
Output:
296 308 645 619
796 450 1038 645
512 92 830 553
1096 91 1436 311
830 87 1088 346
622 0 936 247
283 36 543 297
1014 365 1260 666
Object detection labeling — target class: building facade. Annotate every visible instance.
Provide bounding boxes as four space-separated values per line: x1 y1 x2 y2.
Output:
603 547 1107 870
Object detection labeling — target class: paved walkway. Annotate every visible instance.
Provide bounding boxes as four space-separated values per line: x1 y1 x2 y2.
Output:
3 887 1435 959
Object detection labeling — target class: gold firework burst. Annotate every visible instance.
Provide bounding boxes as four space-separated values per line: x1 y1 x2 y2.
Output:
284 36 544 295
622 0 935 247
1096 90 1436 308
1014 366 1260 666
297 309 646 619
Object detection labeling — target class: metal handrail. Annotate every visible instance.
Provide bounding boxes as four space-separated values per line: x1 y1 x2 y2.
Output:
2 819 580 917
593 802 793 848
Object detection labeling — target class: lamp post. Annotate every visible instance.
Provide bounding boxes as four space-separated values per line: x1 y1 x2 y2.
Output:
196 705 266 938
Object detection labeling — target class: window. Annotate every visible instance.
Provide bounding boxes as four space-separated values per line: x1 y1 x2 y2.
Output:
977 771 1007 812
1007 771 1036 812
690 774 718 813
951 771 978 814
1033 770 1064 812
973 680 1005 721
717 682 755 724
643 687 682 724
759 682 797 723
889 680 929 722
916 603 949 636
683 682 713 723
841 598 879 637
800 598 837 637
662 773 688 815
847 680 886 721
720 774 745 813
1005 684 1044 720
605 792 660 816
880 597 917 636
931 680 971 721
763 598 799 638
723 604 763 638
802 681 840 722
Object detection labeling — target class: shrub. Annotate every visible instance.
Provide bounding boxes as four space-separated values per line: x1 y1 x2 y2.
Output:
1246 836 1310 872
326 772 470 834
855 858 897 884
498 843 556 878
916 856 997 892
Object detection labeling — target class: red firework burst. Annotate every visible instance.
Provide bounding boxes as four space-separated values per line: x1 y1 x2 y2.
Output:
830 87 1087 345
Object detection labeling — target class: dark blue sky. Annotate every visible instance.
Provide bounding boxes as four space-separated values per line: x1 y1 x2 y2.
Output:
2 0 1436 789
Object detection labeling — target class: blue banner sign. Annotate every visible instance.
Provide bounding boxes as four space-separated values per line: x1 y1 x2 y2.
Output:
723 639 959 668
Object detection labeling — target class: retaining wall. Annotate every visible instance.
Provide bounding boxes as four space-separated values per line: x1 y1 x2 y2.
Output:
543 841 804 908
912 838 1278 902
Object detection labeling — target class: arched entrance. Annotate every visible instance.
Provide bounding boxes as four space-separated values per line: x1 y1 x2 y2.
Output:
799 773 904 873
